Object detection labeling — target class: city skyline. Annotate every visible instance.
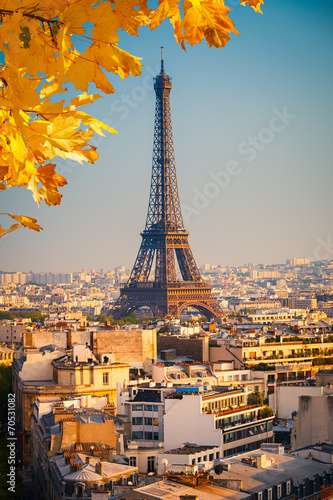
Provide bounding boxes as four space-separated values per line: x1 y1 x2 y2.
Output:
1 0 332 272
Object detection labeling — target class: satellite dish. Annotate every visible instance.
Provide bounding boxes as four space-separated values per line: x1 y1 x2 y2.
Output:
161 459 168 466
214 464 223 475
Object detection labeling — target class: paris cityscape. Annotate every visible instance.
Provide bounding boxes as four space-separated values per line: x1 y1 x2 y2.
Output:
1 1 333 500
2 59 333 498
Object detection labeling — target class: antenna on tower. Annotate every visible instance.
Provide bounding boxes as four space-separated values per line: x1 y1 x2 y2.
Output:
161 46 164 73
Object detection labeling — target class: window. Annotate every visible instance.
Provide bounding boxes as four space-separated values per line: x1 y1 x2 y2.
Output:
129 457 137 467
133 405 143 411
286 481 291 495
203 455 207 461
145 405 152 411
153 418 159 426
277 484 282 498
145 417 152 425
153 405 158 411
103 372 109 384
147 456 155 473
132 417 143 425
154 432 159 440
192 459 195 465
257 493 262 500
145 432 153 440
132 431 143 440
267 488 272 500
209 454 214 461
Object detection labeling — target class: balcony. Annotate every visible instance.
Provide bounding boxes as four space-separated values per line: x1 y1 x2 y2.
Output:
203 404 260 417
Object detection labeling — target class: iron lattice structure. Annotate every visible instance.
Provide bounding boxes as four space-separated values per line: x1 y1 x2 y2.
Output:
112 56 223 319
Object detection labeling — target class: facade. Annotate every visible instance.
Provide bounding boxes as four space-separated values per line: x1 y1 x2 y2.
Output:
0 343 14 364
164 386 274 457
291 394 333 449
210 336 333 369
268 385 333 419
117 382 170 473
0 323 26 344
92 328 157 367
157 334 210 362
157 443 222 475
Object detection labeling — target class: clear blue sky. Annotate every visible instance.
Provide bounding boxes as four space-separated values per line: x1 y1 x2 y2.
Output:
1 0 333 272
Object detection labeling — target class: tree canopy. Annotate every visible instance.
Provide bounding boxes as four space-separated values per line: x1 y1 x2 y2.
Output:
0 0 264 237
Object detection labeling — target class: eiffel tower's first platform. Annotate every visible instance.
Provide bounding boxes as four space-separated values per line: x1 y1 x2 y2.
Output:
112 52 223 320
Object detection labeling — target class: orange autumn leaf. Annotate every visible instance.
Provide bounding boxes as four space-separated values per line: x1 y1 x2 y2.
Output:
241 0 264 13
7 214 43 232
0 223 21 238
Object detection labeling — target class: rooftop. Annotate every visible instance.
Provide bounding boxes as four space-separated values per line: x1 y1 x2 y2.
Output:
164 444 219 455
216 450 332 492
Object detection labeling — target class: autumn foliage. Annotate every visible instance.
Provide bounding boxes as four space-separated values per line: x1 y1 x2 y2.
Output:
0 0 264 237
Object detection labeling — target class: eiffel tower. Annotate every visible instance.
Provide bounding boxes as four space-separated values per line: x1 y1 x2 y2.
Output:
112 51 222 320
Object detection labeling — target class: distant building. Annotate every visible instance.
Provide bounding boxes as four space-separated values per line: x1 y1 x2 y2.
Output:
286 258 310 265
26 272 73 284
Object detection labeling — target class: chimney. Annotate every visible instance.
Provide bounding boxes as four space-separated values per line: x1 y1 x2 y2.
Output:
95 463 103 475
23 331 35 348
66 455 77 465
67 329 72 349
70 463 80 472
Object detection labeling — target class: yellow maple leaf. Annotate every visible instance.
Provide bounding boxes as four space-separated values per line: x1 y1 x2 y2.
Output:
241 0 264 13
66 49 115 94
87 43 142 79
7 214 42 232
75 111 117 136
0 166 8 181
70 93 102 108
36 164 67 190
150 0 180 31
0 223 21 238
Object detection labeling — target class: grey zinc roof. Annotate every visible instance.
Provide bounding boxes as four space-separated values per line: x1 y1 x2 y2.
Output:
215 451 332 493
132 391 162 403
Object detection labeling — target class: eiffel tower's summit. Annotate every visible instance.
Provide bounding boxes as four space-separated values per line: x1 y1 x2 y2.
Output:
112 51 222 319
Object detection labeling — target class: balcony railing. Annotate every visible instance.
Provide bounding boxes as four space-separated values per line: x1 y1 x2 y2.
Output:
203 404 260 417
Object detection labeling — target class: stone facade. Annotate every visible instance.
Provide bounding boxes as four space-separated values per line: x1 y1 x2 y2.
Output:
92 329 157 367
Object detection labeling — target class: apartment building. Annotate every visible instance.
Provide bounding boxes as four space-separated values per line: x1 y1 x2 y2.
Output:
13 337 129 464
164 386 274 458
210 336 333 369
